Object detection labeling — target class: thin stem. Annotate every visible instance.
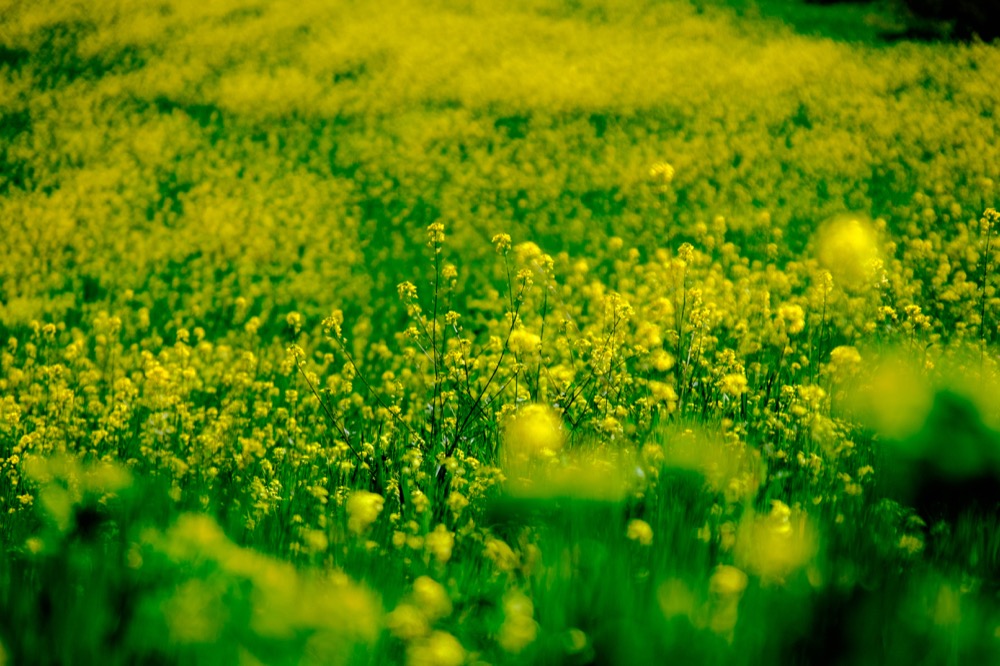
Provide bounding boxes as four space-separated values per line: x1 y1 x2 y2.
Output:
330 334 416 439
566 351 636 431
535 286 549 400
559 324 620 415
430 245 442 445
979 217 994 345
448 266 526 456
294 361 365 466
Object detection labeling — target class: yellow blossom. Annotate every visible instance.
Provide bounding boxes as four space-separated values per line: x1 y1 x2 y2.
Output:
504 404 564 460
829 345 862 369
484 537 519 573
492 233 512 254
346 491 384 535
649 161 675 185
735 501 816 584
816 215 881 289
626 519 654 546
411 576 453 622
407 631 465 666
719 373 748 398
386 603 429 641
508 328 541 355
777 304 805 335
425 525 454 565
499 589 538 653
707 565 748 641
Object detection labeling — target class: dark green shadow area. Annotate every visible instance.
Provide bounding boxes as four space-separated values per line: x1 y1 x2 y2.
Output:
705 0 912 44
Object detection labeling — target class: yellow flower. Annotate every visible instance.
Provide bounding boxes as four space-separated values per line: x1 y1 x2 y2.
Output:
302 529 328 554
710 565 748 597
411 576 453 622
815 215 881 289
397 281 418 301
407 631 465 666
707 565 749 641
508 328 541 355
648 380 679 408
386 603 429 640
849 355 932 439
735 502 816 584
829 345 862 370
649 161 675 185
426 221 445 249
499 589 538 653
651 349 676 372
492 233 512 254
565 628 589 654
626 519 653 546
285 311 304 334
932 584 962 627
346 491 384 535
719 373 748 398
425 524 454 565
447 491 469 516
162 579 226 644
484 536 519 573
504 404 564 460
777 304 805 335
657 579 695 620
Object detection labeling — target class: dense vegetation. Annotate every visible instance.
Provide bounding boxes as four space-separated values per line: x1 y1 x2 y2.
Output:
1 0 999 663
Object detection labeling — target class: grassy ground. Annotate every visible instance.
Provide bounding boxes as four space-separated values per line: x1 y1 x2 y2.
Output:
1 0 1000 663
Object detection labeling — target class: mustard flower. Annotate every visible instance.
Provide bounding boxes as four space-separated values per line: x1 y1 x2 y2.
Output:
425 524 454 564
504 404 564 459
407 631 465 666
719 373 748 398
411 576 453 622
626 518 653 546
499 589 538 653
346 490 384 535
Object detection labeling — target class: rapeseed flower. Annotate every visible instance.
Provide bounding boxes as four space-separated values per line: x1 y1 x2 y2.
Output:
387 603 429 641
411 576 453 622
424 525 454 565
649 161 675 186
346 491 384 535
735 501 817 584
706 565 749 641
504 404 564 460
484 536 519 573
407 631 465 666
776 304 806 335
719 373 749 398
626 518 654 546
816 216 881 289
508 328 542 355
499 589 538 653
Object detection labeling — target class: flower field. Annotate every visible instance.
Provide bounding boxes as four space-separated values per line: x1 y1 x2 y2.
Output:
2 0 1000 663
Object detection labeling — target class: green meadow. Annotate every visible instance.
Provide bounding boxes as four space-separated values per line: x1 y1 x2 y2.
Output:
1 0 1000 663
